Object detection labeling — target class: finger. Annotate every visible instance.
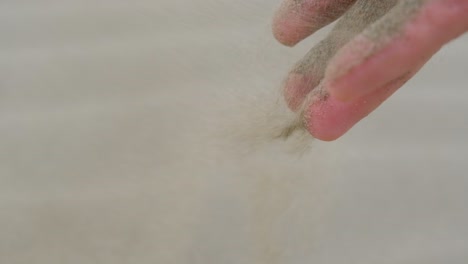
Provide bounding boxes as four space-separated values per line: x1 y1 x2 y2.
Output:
273 0 357 46
283 38 339 111
283 0 397 110
304 65 421 141
325 0 468 102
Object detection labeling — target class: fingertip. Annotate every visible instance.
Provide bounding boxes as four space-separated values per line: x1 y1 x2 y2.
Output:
303 95 350 142
308 129 342 142
272 27 299 47
272 0 358 47
272 11 305 47
303 82 401 142
283 72 321 111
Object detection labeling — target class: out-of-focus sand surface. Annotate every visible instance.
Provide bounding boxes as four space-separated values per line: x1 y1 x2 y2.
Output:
1 1 467 263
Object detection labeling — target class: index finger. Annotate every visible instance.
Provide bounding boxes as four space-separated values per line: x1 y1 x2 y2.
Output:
273 0 357 46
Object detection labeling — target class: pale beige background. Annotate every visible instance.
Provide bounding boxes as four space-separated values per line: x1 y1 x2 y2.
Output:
1 1 467 263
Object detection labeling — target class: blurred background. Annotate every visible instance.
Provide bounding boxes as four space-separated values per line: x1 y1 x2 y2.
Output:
1 1 467 263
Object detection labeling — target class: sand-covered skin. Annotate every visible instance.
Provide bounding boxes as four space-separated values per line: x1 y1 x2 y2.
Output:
1 1 468 263
278 0 420 137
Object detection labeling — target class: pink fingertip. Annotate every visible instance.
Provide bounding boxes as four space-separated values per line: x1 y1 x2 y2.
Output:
305 84 400 141
273 9 314 47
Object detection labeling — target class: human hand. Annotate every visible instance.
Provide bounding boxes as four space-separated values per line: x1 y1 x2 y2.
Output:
273 0 468 141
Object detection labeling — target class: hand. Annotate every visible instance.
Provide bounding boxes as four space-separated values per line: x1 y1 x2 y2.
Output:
273 0 468 141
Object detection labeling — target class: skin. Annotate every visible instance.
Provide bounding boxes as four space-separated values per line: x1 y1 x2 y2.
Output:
273 0 468 141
